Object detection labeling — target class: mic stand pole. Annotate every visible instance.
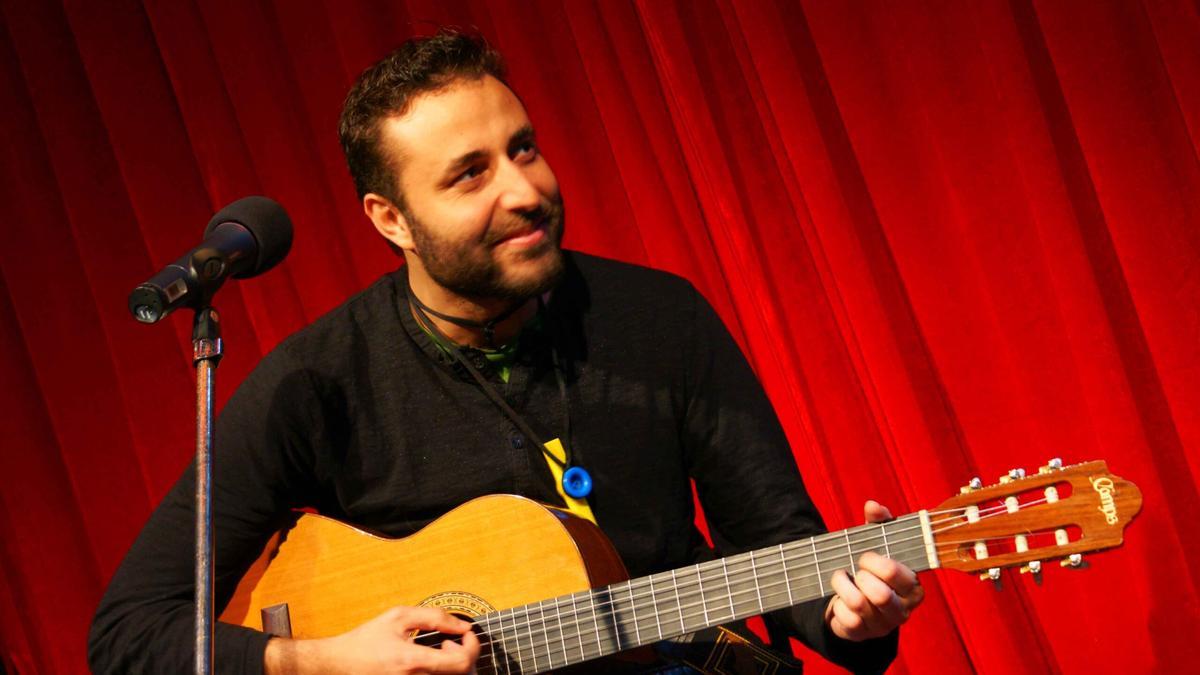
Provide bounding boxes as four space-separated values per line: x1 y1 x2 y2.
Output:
192 306 222 675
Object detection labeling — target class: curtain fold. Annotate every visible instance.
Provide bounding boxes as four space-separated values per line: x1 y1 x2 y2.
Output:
1 1 1196 672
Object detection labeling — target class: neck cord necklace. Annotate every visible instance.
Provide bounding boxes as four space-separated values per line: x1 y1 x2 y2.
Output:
407 290 523 347
407 287 593 500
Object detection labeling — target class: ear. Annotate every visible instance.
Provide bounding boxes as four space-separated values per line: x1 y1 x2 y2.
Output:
363 193 416 252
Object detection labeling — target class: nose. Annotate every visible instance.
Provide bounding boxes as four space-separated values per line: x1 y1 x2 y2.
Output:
495 158 542 213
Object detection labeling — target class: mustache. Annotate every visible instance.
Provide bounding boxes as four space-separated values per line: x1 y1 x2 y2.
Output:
484 199 565 246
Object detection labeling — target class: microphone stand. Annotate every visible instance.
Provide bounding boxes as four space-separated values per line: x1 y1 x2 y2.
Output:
128 195 292 673
192 306 222 675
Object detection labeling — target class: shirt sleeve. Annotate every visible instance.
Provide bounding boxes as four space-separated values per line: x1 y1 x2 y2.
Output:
87 346 325 674
679 284 898 674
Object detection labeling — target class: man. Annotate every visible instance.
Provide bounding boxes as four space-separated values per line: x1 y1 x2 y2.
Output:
89 31 922 673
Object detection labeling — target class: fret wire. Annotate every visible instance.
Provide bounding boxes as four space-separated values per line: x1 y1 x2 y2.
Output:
495 620 507 675
811 538 825 595
554 590 568 667
749 549 764 614
671 568 686 634
704 565 728 623
569 591 584 664
882 523 891 558
507 607 524 673
697 564 710 627
481 613 503 674
532 601 546 672
843 530 856 576
649 574 665 641
610 586 623 652
853 524 885 556
779 543 794 605
627 580 642 647
528 601 543 672
721 558 735 619
588 585 602 661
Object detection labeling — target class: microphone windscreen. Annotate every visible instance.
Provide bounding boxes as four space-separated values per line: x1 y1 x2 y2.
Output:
204 196 293 278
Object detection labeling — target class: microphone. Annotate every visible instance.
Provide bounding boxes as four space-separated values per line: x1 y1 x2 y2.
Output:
128 196 293 323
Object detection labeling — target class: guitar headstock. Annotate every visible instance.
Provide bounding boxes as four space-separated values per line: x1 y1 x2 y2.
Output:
929 459 1141 582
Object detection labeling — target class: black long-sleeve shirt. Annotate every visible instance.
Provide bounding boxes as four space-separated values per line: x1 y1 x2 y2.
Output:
88 252 896 673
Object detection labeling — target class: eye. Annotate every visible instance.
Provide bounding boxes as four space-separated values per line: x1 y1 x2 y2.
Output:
454 165 485 185
512 140 538 162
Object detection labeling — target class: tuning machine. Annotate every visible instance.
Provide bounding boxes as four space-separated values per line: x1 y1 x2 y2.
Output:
1039 457 1064 474
1061 553 1088 569
1020 560 1043 585
960 476 983 494
979 566 1002 590
999 468 1026 484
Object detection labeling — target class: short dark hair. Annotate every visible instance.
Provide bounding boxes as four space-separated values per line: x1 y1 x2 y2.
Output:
338 30 507 206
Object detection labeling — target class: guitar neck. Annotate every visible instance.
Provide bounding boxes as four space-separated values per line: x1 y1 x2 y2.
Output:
471 512 937 674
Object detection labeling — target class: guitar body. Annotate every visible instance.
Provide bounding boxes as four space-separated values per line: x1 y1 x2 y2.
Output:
221 494 629 639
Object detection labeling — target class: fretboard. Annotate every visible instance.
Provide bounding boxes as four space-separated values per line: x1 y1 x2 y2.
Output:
471 512 936 674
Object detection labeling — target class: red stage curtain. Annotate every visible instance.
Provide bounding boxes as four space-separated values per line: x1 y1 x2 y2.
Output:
1 1 1197 672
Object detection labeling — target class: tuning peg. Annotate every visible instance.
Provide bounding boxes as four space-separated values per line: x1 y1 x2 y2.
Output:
979 567 1002 590
1021 560 1043 585
1000 468 1025 484
1061 553 1087 569
960 476 983 494
1039 457 1064 474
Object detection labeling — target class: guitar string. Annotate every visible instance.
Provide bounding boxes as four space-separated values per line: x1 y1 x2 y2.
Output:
461 535 918 670
474 538 933 672
470 533 927 669
476 501 1053 656
478 506 1056 672
429 495 1037 645
471 571 875 674
463 523 926 640
471 498 1060 672
472 538 935 673
461 534 924 673
426 497 1055 670
425 497 1040 661
430 494 1045 669
474 549 1044 670
422 495 1042 648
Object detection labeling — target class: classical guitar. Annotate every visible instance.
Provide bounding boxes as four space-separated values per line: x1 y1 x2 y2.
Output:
222 459 1141 673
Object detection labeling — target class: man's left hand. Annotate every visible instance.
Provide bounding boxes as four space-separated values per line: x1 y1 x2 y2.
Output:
824 500 925 641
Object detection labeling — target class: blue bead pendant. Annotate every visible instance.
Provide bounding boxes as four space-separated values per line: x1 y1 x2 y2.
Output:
562 466 593 498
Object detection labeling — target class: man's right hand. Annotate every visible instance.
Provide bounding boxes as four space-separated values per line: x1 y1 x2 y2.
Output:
264 605 480 674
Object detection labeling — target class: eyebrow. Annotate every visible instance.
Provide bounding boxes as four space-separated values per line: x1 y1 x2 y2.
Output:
443 149 486 180
441 125 537 180
508 125 536 149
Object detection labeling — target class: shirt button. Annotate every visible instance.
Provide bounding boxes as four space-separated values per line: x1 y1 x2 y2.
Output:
510 433 525 449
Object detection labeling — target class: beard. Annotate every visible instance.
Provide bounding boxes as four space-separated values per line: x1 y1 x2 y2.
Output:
405 195 566 303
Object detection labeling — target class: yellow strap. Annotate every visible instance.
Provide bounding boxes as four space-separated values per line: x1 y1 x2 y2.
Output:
543 438 596 524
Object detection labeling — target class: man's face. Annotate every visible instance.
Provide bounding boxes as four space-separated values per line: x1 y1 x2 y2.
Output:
379 75 564 302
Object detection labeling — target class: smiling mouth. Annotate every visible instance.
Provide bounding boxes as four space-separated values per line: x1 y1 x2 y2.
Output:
499 229 545 247
494 219 549 248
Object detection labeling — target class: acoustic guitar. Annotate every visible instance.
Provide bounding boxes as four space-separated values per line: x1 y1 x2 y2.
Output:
221 459 1141 673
